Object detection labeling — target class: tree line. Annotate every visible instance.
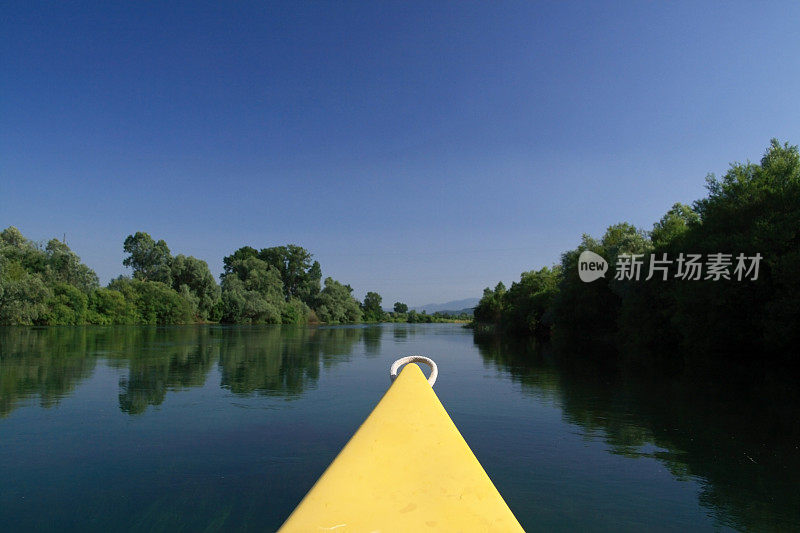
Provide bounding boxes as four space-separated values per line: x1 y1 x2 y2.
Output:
0 229 455 326
474 139 800 370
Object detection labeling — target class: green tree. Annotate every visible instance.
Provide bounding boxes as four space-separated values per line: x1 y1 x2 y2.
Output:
474 282 506 325
0 226 27 248
108 277 193 324
281 297 311 324
393 302 408 314
223 244 322 307
44 239 99 292
0 227 102 325
170 254 220 320
0 227 47 275
0 262 50 325
550 224 650 355
502 266 562 337
672 139 800 360
258 245 321 304
122 232 172 284
219 256 284 324
43 282 88 325
86 288 137 324
222 246 258 274
650 203 699 249
362 291 385 322
315 277 363 324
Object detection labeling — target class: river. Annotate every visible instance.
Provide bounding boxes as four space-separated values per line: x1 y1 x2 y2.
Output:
0 324 797 531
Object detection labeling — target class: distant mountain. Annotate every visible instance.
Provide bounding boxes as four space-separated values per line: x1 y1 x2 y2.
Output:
413 298 479 314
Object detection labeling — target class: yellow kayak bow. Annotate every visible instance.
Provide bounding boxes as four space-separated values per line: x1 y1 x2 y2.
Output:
279 357 523 532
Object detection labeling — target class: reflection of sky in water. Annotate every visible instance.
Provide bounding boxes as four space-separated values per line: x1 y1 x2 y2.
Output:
0 324 795 531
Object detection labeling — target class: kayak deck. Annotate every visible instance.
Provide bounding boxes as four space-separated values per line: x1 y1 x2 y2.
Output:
279 362 523 532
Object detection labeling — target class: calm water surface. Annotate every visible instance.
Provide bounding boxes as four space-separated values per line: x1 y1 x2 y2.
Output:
1 325 797 531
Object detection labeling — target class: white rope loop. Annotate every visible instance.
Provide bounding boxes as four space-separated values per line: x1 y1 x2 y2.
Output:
390 356 438 387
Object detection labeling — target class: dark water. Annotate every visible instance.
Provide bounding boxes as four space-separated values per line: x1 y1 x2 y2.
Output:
0 325 797 531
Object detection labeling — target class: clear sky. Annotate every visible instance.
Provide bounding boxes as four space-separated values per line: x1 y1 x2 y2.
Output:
3 2 800 307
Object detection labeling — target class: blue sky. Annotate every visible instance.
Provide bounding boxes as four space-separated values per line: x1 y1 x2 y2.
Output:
3 1 800 306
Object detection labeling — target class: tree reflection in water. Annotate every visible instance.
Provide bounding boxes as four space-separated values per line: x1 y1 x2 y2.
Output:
218 325 364 396
0 327 97 416
0 325 370 416
474 333 800 531
3 325 798 530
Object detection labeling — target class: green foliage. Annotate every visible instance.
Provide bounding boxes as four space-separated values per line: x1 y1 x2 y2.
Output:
551 223 651 354
503 267 561 336
475 269 560 337
220 256 285 324
2 227 457 327
170 254 220 320
119 232 221 323
258 245 322 303
123 232 172 284
223 244 321 306
669 139 800 361
475 139 800 372
108 277 193 324
0 228 41 273
473 282 506 325
1 226 100 300
4 228 410 326
393 302 408 314
86 288 137 325
0 262 51 325
281 298 311 325
222 246 258 273
219 244 324 324
0 226 27 247
44 239 99 291
362 291 385 322
0 228 95 325
43 283 88 325
614 141 800 366
315 277 363 324
403 309 466 323
650 203 698 249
